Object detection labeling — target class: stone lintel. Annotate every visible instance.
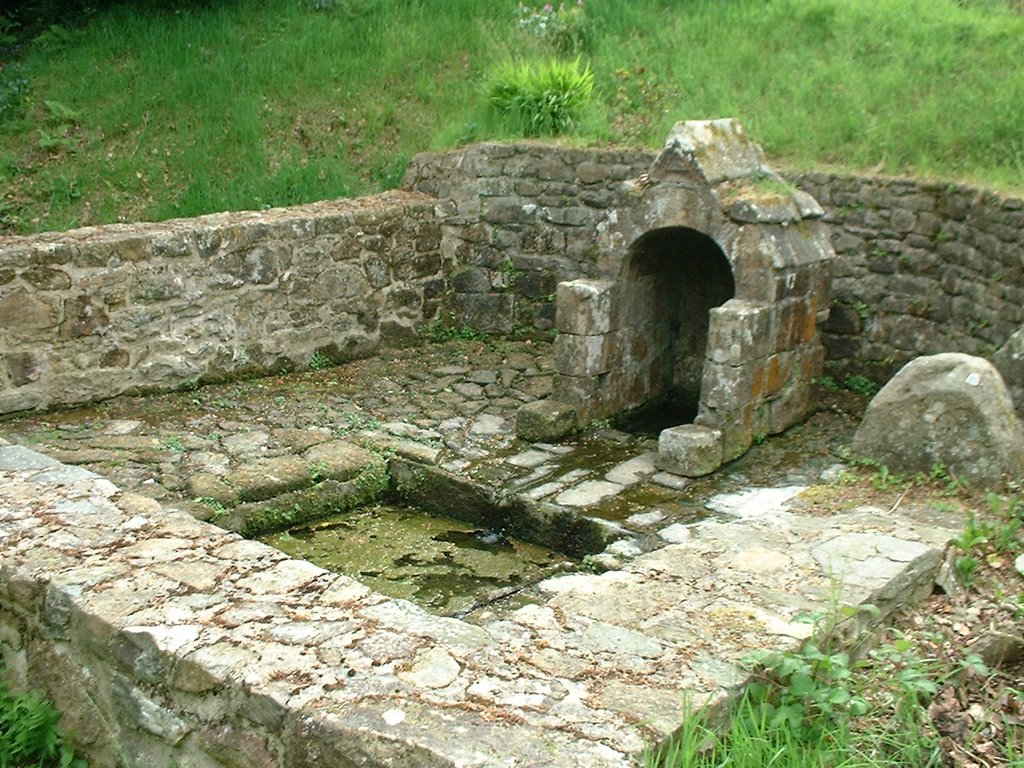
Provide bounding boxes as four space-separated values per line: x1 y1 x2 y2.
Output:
658 119 767 185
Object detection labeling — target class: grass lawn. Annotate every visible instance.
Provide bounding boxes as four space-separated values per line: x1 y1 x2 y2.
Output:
0 0 1022 233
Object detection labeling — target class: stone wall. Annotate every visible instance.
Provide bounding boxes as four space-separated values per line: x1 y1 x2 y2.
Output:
402 142 653 334
792 173 1024 391
2 141 1022 419
405 148 1024 403
0 191 444 415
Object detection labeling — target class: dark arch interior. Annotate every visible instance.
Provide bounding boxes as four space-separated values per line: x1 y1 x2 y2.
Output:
614 226 735 435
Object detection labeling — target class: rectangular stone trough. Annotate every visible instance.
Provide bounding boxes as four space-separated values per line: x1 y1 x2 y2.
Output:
0 441 957 767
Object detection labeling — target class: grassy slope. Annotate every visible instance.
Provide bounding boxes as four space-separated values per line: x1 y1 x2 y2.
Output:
0 0 1022 233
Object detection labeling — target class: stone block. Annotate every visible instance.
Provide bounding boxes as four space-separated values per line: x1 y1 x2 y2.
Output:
717 403 766 462
447 292 514 334
225 456 311 502
768 376 812 434
700 361 754 411
656 424 723 477
451 268 489 293
516 399 579 442
658 118 766 185
707 300 771 365
555 279 617 335
552 372 608 420
553 333 620 377
728 196 800 224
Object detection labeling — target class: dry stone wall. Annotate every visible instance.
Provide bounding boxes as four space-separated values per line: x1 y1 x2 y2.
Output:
404 150 1024 406
402 142 653 334
0 191 444 415
793 173 1024 393
1 141 1021 419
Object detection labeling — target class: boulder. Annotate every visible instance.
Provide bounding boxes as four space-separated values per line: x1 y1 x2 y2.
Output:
851 353 1024 486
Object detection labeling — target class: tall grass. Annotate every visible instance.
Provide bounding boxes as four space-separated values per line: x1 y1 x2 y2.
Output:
1 0 1022 233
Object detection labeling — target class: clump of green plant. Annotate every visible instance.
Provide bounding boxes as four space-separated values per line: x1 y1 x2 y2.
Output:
196 496 229 518
841 374 878 397
742 606 875 740
951 493 1023 588
817 373 878 397
517 1 592 55
162 435 185 453
420 318 490 344
0 673 86 768
309 350 332 371
307 460 330 482
486 57 594 137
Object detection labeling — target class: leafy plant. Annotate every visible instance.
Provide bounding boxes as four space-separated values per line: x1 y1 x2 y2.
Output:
309 350 332 371
486 57 594 137
744 641 868 741
196 496 228 518
0 674 85 768
842 374 878 397
420 319 490 344
647 693 850 768
163 435 185 452
307 460 329 482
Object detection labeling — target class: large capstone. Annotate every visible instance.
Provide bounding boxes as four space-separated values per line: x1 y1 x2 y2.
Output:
850 353 1024 486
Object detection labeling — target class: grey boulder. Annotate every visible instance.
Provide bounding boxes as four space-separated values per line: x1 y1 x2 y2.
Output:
851 353 1024 487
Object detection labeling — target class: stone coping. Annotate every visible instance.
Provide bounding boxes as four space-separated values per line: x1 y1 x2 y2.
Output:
0 190 432 246
0 438 957 767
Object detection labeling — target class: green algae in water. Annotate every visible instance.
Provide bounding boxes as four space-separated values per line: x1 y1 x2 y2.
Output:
259 503 573 615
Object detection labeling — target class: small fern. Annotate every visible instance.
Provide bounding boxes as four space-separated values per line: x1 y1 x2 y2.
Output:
0 674 85 767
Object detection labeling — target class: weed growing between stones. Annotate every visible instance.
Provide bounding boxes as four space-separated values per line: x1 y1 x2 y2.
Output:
951 493 1023 590
420 318 491 345
196 496 228 519
309 350 333 371
818 374 878 397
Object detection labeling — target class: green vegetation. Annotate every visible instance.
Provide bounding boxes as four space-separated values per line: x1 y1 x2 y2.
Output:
309 350 333 371
420 318 491 344
0 0 1022 233
648 573 1021 768
0 671 85 768
819 374 879 397
486 57 595 137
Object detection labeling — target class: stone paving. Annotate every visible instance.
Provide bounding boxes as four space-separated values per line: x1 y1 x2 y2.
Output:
0 340 962 767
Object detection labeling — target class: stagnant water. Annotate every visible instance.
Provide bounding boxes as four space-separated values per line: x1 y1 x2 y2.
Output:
258 503 574 617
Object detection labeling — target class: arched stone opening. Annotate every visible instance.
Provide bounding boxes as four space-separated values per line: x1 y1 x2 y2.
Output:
616 227 734 431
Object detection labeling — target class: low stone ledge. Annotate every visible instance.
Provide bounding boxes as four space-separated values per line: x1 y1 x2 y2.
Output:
1 443 959 768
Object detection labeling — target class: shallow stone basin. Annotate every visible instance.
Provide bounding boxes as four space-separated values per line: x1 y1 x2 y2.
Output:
0 341 961 767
